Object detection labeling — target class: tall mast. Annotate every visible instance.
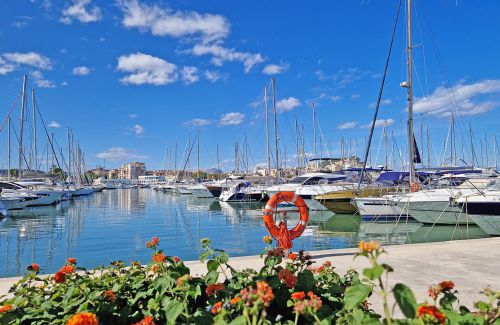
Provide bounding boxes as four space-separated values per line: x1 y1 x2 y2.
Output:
32 88 38 173
272 77 279 176
312 102 316 158
196 129 200 179
216 144 220 180
67 127 71 182
264 85 271 175
8 118 11 181
383 121 388 169
19 75 27 179
295 113 299 175
406 0 416 182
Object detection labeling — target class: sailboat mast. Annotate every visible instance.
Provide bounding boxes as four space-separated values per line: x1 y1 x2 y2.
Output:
19 75 27 179
264 85 271 175
32 88 38 173
295 113 299 175
67 128 71 182
8 118 11 181
406 0 416 182
196 129 200 179
272 77 279 176
312 102 316 158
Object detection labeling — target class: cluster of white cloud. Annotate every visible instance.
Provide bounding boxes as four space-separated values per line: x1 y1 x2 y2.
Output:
219 112 245 125
117 0 265 74
262 63 289 75
61 0 102 24
132 124 144 136
0 52 52 73
279 97 301 112
117 52 178 86
117 52 225 86
72 66 90 76
11 16 32 29
337 118 394 130
32 70 55 88
337 121 359 130
48 121 61 128
185 112 246 127
96 147 148 162
414 80 500 117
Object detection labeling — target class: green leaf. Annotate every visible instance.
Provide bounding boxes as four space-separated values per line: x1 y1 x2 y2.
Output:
393 283 417 318
297 269 315 292
362 265 384 280
218 252 229 264
229 316 247 325
193 309 213 325
162 298 185 324
344 284 371 310
199 251 210 262
439 292 457 310
205 270 219 284
207 260 220 272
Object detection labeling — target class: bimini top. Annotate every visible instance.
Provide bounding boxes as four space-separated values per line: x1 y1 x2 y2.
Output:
375 171 431 185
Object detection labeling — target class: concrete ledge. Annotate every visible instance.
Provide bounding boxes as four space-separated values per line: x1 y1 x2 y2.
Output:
2 237 499 314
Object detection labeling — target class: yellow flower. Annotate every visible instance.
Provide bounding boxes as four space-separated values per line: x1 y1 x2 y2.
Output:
358 240 381 253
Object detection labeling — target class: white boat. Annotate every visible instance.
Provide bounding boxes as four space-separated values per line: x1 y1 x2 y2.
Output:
72 187 94 196
186 182 214 198
219 182 268 202
458 188 500 235
355 194 408 221
28 190 64 206
265 172 347 211
396 188 480 225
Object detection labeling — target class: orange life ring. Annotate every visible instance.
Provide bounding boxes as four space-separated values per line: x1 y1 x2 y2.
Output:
410 181 420 192
263 192 309 248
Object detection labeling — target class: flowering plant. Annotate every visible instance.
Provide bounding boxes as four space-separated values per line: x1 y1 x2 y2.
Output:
0 236 498 324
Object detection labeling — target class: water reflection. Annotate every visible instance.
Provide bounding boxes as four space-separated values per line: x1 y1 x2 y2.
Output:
0 189 491 277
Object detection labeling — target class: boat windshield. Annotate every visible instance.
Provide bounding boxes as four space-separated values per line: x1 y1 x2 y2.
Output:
288 177 309 184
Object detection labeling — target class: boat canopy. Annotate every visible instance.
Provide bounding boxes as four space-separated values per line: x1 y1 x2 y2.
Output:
375 171 431 185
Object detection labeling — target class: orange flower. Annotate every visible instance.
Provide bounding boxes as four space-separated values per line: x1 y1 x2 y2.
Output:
152 253 166 263
262 235 272 244
206 283 225 296
27 263 40 272
60 265 75 274
67 258 77 264
151 264 161 273
66 312 98 325
256 281 274 306
323 261 332 267
211 301 222 315
103 290 116 302
0 304 13 313
146 237 160 249
54 271 67 283
439 281 455 291
288 252 297 260
428 286 440 301
291 291 305 300
358 240 381 254
173 256 181 262
230 296 241 305
133 316 156 325
417 305 446 324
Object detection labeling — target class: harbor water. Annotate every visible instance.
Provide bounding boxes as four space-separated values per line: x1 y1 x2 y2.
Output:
0 188 489 277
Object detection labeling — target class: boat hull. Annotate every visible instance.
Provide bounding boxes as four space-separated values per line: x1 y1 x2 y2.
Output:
399 201 475 225
355 197 406 220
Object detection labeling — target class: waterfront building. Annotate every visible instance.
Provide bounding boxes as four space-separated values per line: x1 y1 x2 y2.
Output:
118 162 146 179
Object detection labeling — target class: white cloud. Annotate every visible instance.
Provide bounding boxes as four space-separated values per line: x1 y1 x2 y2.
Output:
368 98 392 108
61 81 68 86
262 63 289 75
219 112 244 126
315 67 373 88
185 118 212 127
128 113 138 119
96 147 148 162
32 70 56 88
60 0 102 24
351 94 361 100
318 93 341 102
117 52 178 86
414 80 500 117
3 52 52 70
118 0 229 42
72 66 90 76
279 97 301 111
12 16 32 28
181 66 199 84
30 0 52 10
190 44 264 73
204 70 221 82
337 121 359 130
0 58 16 75
133 124 144 135
361 119 395 129
48 121 61 128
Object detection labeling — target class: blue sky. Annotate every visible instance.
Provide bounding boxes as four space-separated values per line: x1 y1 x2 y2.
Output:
1 0 499 171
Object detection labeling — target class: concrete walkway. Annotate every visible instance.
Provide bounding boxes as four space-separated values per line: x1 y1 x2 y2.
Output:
1 237 499 314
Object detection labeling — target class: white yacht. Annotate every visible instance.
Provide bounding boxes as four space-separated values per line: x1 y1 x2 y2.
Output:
219 181 269 202
264 172 347 211
457 185 500 235
355 194 408 221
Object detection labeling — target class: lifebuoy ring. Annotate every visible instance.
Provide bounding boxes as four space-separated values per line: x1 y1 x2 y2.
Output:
263 192 309 249
410 181 420 192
